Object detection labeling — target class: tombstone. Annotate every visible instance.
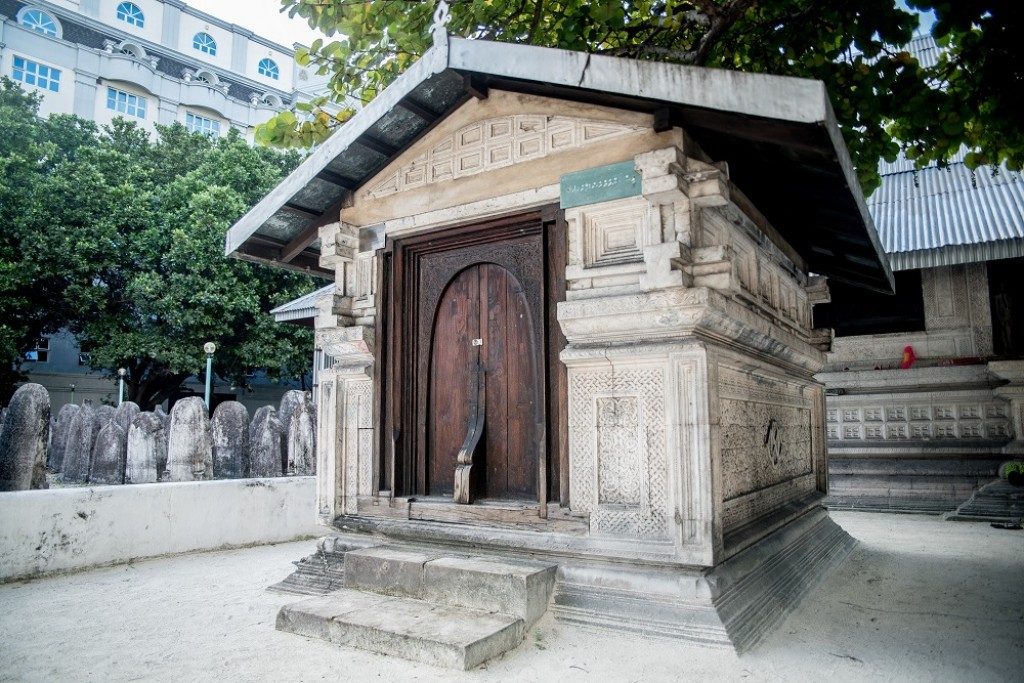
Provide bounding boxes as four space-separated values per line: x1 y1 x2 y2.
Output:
48 403 81 472
250 413 283 478
286 398 316 476
278 390 307 472
0 383 51 490
211 401 250 478
125 412 166 484
88 422 127 485
164 397 213 481
154 404 171 453
113 401 140 436
61 401 96 483
250 405 276 443
93 404 116 431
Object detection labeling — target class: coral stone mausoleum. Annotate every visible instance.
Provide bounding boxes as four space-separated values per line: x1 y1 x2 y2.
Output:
226 12 892 663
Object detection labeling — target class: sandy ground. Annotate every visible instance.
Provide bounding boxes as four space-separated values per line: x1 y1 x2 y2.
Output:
0 511 1021 682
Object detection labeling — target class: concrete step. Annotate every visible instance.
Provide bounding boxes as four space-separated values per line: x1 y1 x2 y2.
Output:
277 589 524 670
342 545 557 627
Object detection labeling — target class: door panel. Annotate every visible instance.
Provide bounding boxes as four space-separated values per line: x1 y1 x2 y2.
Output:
426 263 538 499
382 210 567 506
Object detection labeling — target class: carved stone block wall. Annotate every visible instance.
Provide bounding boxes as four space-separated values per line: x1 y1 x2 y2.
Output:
368 115 645 200
717 363 820 538
826 394 1012 443
568 364 670 539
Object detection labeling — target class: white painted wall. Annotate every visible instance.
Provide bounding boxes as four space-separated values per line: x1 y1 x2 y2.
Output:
94 78 156 133
247 44 294 91
0 476 320 582
1 48 76 118
99 0 164 44
176 13 232 70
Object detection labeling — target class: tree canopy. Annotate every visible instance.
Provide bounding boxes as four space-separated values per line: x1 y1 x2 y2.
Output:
0 79 317 408
259 0 1023 194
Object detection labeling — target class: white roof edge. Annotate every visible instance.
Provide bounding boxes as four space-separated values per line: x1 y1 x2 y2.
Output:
224 43 448 256
448 38 829 124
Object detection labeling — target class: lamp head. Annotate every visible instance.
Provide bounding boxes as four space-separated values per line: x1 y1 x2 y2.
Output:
203 342 217 355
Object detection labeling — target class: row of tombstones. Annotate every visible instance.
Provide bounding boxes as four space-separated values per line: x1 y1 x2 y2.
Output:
0 383 315 491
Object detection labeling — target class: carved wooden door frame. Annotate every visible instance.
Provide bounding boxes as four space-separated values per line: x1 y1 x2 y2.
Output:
374 205 568 514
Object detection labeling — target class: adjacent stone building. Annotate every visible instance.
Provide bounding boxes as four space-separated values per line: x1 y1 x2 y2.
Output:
814 36 1024 514
227 20 892 660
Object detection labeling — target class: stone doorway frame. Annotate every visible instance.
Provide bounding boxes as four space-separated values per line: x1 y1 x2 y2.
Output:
375 206 569 518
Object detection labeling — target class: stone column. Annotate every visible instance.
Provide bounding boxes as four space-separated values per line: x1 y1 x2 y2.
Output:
558 144 828 567
990 360 1024 455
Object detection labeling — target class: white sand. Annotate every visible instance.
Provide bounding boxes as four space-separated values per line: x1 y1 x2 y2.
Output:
1 511 1021 682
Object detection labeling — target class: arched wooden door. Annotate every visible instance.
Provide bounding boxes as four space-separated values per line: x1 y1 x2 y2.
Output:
381 209 567 509
428 263 539 500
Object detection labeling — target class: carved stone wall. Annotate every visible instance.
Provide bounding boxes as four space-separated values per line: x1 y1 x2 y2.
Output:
568 365 669 539
368 115 646 200
717 363 820 539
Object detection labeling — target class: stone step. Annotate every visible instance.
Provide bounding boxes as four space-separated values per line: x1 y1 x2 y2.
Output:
342 545 557 626
277 589 525 670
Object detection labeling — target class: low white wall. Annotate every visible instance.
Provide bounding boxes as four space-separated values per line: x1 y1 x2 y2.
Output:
0 477 320 582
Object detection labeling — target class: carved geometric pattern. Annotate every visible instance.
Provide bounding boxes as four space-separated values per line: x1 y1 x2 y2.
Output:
368 115 644 198
596 397 643 505
351 381 374 496
569 367 668 538
827 398 1013 442
718 366 815 502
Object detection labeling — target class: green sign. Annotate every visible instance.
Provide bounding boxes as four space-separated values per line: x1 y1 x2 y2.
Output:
560 161 641 209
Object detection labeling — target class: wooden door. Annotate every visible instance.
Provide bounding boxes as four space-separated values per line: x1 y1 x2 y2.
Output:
428 263 539 499
379 208 568 507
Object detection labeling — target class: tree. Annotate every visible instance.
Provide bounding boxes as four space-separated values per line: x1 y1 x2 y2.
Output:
259 0 1023 194
0 78 317 408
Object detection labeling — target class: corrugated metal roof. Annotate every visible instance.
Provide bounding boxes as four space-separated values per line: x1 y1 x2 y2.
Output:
270 284 334 323
867 34 1024 270
869 163 1024 258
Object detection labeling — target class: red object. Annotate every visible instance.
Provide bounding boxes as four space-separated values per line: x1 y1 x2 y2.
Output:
900 345 917 369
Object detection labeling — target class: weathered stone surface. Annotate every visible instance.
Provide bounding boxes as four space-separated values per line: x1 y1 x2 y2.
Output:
211 401 250 479
278 391 307 473
93 405 116 433
154 405 171 452
286 398 315 476
48 404 80 472
0 383 51 491
164 397 213 481
250 412 283 478
125 412 166 484
89 422 127 485
277 590 523 670
112 402 140 436
61 402 96 483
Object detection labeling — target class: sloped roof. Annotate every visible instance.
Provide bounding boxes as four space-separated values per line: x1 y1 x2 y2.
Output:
227 33 893 293
867 35 1024 271
270 284 334 323
869 161 1024 270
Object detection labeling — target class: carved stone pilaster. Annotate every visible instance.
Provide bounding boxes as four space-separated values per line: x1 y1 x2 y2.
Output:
314 325 375 519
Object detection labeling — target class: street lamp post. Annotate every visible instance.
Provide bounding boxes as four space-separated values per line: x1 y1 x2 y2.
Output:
117 368 126 406
203 342 216 412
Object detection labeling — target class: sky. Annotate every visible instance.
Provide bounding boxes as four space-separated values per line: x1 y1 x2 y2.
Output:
183 0 325 49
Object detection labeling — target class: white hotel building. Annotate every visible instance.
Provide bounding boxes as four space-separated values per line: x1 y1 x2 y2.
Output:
0 0 325 138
